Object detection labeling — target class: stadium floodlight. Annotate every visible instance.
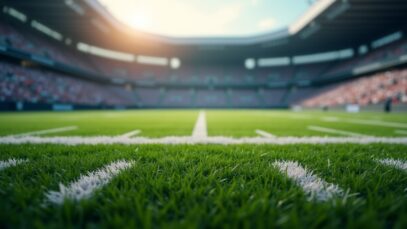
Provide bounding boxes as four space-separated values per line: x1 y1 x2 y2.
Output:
245 58 256 70
136 55 168 66
170 58 181 69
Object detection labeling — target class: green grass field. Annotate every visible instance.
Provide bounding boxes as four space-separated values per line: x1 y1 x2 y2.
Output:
0 110 406 228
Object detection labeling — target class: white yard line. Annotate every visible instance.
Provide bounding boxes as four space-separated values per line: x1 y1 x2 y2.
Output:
255 129 276 138
11 126 78 137
118 130 141 138
321 117 339 122
308 125 367 137
273 160 344 202
45 160 134 204
320 118 407 129
395 130 407 135
0 135 405 145
192 111 207 138
0 159 28 171
376 158 407 172
346 119 407 129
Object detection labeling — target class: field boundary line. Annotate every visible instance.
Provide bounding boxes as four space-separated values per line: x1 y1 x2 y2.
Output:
0 159 28 171
255 129 276 138
118 130 141 138
192 111 207 138
308 125 367 137
10 126 78 137
273 160 344 202
0 136 406 145
377 158 407 172
45 160 134 204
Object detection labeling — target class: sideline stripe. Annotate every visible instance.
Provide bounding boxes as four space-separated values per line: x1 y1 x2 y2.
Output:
0 159 28 171
255 129 276 138
11 126 78 137
395 130 407 135
45 160 134 204
192 111 207 138
273 160 344 202
0 136 405 145
308 125 366 137
377 158 407 172
118 130 141 138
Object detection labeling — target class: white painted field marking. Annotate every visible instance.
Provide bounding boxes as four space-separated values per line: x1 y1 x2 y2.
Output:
11 126 78 137
192 111 207 138
321 117 339 122
308 125 367 137
346 119 407 129
118 130 141 138
45 160 134 204
0 159 28 171
273 161 344 202
0 136 406 145
395 130 407 135
255 129 276 138
377 158 407 172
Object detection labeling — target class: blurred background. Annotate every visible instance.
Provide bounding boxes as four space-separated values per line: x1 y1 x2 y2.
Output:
0 0 406 112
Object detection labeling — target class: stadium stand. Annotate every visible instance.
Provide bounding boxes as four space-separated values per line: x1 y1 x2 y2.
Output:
0 61 135 106
301 68 407 108
0 0 406 110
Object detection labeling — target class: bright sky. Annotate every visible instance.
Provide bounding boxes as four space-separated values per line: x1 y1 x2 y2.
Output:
98 0 311 37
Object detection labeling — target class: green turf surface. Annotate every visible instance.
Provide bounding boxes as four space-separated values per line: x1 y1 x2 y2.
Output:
0 110 406 228
0 110 197 137
0 110 406 137
0 144 406 228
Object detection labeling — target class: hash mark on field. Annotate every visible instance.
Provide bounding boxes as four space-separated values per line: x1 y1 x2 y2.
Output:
377 158 407 172
11 126 78 137
0 159 28 171
255 129 276 138
119 130 141 138
45 160 134 204
192 111 207 138
308 126 367 137
395 130 407 135
273 161 344 202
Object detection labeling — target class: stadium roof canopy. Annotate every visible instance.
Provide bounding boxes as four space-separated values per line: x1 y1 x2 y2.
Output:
1 0 407 62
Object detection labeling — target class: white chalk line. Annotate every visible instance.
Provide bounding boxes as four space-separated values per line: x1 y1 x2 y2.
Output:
118 130 141 138
0 158 28 171
321 117 340 122
377 158 407 172
45 160 134 204
395 130 407 135
308 125 367 137
10 126 78 137
255 129 276 138
192 111 207 138
0 135 405 145
322 118 407 129
273 160 344 202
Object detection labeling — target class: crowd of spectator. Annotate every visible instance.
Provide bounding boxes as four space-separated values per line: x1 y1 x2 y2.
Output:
0 62 135 106
301 68 407 107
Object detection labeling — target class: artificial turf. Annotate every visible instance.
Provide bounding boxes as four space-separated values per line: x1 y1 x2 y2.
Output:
0 110 406 137
0 110 406 228
0 144 407 228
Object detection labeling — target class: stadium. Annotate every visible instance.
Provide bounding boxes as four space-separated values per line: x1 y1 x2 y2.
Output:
0 0 406 227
